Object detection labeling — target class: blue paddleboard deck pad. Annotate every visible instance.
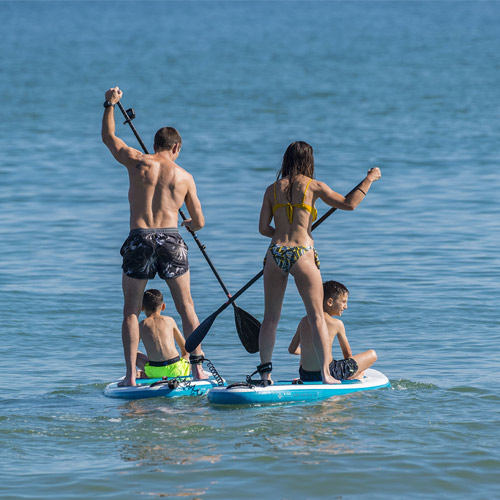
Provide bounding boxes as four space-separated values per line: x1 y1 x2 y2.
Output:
104 373 225 400
207 368 390 405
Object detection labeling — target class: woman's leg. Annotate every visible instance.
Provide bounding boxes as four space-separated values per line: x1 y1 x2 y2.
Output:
258 250 289 382
291 251 339 384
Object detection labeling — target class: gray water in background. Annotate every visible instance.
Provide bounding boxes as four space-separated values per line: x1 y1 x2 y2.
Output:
1 1 499 499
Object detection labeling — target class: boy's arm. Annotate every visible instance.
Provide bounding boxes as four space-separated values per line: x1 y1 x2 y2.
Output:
288 323 302 355
335 321 353 359
172 320 189 359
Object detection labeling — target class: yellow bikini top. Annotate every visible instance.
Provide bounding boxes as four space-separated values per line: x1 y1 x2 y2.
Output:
272 179 318 224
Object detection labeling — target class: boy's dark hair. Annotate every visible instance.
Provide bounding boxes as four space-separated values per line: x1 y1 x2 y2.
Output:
323 280 349 300
154 127 182 152
143 289 163 312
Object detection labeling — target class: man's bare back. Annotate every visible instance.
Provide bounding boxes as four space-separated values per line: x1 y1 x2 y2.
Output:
128 154 203 231
101 93 204 233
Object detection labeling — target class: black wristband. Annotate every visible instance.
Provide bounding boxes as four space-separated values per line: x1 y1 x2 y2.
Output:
356 186 367 196
103 101 115 108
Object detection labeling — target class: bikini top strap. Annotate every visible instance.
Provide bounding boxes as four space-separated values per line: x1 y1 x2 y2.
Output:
302 178 313 203
273 182 277 203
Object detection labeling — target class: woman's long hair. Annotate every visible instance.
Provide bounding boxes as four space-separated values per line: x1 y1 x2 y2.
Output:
277 141 315 201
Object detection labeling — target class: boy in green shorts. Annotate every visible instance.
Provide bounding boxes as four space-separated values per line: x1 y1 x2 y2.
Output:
136 289 191 379
288 280 377 382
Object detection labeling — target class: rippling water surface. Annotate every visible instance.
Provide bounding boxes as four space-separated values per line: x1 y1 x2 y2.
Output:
1 1 499 499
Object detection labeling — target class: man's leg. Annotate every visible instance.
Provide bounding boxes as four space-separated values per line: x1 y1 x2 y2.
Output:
119 274 148 387
165 271 208 380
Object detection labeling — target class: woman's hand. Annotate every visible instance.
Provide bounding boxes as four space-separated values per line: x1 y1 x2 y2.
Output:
367 167 381 182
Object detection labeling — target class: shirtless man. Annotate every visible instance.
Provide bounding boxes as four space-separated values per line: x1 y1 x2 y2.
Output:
101 86 206 386
288 280 377 382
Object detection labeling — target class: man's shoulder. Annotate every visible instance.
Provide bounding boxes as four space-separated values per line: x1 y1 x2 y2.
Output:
158 159 194 183
173 162 194 181
125 155 157 173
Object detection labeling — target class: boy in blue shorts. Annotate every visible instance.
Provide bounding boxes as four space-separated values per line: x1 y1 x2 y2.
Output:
136 289 191 379
288 280 377 382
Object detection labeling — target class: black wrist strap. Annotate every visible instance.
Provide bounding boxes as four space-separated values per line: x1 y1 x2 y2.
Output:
189 354 204 365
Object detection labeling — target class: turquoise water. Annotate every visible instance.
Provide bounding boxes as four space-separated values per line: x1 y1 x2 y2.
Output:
1 1 499 498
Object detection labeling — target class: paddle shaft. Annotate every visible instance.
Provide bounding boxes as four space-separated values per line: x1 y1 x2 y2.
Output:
117 102 149 153
116 101 237 301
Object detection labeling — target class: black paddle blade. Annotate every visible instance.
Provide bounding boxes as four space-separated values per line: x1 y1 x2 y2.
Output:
185 310 218 352
234 305 261 354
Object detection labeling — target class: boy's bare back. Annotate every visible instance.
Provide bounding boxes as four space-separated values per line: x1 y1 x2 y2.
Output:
290 314 345 371
139 315 186 362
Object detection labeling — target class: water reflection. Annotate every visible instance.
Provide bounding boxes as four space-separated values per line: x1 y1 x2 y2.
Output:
111 392 377 467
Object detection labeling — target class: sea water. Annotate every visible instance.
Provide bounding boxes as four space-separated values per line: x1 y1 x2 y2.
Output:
1 1 499 499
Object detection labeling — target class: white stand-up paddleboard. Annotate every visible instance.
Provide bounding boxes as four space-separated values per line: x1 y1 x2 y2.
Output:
104 372 225 400
207 368 390 405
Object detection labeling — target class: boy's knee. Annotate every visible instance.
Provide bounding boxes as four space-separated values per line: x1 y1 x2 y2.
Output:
370 349 377 361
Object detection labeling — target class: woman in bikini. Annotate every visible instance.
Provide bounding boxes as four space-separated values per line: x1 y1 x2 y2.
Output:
256 141 381 384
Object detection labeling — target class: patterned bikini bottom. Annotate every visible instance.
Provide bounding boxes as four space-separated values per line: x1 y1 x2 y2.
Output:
265 243 320 273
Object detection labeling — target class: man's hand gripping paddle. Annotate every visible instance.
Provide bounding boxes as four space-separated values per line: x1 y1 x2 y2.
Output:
116 101 261 353
184 184 361 353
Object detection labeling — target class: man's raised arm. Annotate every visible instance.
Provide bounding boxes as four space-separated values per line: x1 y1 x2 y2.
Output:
101 86 143 169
